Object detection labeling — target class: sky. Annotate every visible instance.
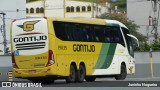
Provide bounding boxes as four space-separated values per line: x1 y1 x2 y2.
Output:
0 0 26 55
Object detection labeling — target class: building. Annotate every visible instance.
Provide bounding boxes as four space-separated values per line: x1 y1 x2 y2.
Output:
26 0 108 18
0 0 26 55
127 0 160 42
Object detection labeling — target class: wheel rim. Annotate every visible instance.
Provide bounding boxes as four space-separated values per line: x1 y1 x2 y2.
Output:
80 67 85 79
70 66 75 81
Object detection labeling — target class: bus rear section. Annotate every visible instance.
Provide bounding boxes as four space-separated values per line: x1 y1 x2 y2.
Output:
11 18 55 78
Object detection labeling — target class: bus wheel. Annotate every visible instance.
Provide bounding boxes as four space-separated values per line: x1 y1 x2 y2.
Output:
77 64 86 82
66 65 76 83
85 76 96 82
115 64 127 80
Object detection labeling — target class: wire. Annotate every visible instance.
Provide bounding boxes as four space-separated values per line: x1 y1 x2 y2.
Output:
127 0 148 3
157 3 160 27
0 10 25 13
5 18 15 20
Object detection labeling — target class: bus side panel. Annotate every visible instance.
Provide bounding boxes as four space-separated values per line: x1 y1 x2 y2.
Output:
77 54 94 76
92 44 130 75
48 18 58 75
56 54 67 76
55 39 99 76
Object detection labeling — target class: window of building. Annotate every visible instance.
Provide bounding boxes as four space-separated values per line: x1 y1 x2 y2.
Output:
36 8 40 13
66 6 70 12
40 7 44 13
76 6 80 12
82 6 86 12
71 6 74 12
26 8 28 13
30 8 34 13
87 6 91 11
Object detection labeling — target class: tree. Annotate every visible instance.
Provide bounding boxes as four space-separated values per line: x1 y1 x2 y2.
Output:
109 0 126 11
97 13 146 43
26 0 39 3
151 38 160 50
0 50 2 52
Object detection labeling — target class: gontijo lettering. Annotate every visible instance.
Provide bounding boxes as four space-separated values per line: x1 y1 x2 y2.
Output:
13 35 47 43
73 44 95 52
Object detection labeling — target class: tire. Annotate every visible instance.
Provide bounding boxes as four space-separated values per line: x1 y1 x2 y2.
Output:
115 64 127 80
85 76 96 82
66 65 76 83
76 64 86 82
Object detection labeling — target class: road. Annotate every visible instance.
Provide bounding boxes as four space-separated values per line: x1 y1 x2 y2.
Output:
41 78 160 87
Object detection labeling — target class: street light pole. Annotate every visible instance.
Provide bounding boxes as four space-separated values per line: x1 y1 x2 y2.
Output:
0 12 7 55
152 0 158 39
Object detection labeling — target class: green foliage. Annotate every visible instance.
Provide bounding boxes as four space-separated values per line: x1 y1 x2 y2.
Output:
136 38 160 51
151 38 160 50
109 0 126 11
0 50 2 52
26 0 39 3
137 42 150 51
97 13 146 43
5 47 9 53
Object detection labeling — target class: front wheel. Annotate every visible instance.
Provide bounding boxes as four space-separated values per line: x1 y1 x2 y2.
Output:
115 64 127 80
66 65 76 83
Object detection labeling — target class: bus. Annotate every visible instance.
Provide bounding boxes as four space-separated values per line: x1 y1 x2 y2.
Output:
10 17 139 83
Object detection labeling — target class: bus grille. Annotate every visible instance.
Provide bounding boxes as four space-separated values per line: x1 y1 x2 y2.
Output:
15 42 45 50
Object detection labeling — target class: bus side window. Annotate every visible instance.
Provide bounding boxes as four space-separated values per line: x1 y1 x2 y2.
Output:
94 25 105 42
104 27 112 43
83 25 92 42
113 28 120 43
65 23 74 41
53 21 67 41
72 24 79 41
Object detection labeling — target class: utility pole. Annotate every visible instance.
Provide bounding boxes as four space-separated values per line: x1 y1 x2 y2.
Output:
151 0 159 39
96 0 98 16
153 0 158 39
0 12 7 55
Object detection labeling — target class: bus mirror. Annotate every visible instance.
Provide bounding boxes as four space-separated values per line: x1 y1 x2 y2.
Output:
127 34 139 47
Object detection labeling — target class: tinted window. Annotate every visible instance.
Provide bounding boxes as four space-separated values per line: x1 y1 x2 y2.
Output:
53 21 124 45
122 27 134 57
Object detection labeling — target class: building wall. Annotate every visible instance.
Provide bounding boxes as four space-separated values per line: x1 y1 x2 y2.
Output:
127 0 160 42
45 0 64 17
0 0 26 55
26 1 44 17
66 0 92 17
26 0 107 18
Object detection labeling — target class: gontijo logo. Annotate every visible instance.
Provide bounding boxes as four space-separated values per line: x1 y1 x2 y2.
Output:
17 20 40 32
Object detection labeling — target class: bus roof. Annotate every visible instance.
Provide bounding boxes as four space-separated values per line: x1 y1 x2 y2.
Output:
49 17 128 29
18 17 128 29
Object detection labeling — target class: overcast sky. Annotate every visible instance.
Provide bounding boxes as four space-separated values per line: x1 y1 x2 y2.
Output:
0 0 26 55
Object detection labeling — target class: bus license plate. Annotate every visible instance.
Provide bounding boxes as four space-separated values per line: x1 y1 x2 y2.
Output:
29 70 36 74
